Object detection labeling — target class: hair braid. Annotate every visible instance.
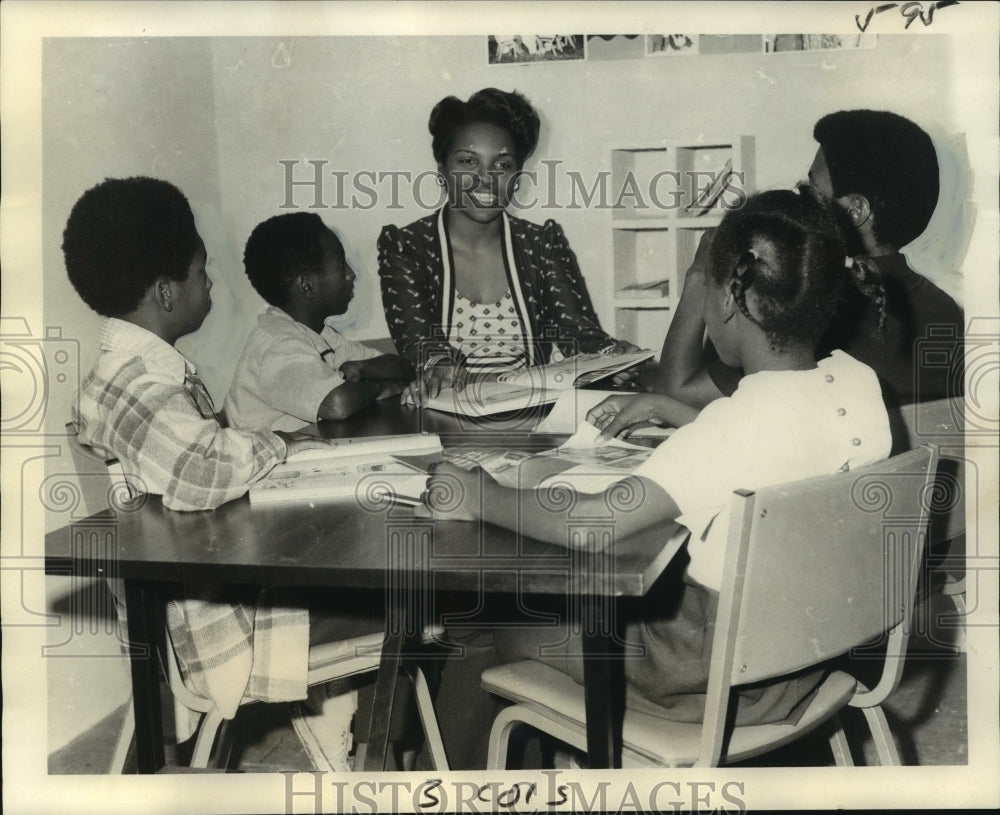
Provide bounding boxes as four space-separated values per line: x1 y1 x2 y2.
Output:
729 251 765 329
845 255 888 333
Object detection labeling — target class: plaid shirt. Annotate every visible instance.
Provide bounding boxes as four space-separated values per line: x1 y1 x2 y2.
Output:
76 319 310 731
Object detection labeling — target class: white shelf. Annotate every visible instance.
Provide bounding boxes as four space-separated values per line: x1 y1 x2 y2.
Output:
608 136 755 349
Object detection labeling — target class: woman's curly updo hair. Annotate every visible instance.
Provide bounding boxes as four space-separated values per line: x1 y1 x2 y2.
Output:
709 186 887 350
429 88 541 166
62 176 202 318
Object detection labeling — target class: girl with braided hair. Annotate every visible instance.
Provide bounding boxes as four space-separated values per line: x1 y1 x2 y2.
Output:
422 187 895 764
588 186 888 439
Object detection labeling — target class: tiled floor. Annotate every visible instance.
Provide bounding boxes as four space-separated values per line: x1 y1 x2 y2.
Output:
49 591 968 774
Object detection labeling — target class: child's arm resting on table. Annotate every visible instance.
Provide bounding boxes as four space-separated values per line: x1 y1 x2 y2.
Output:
316 354 415 420
423 461 679 548
317 379 404 421
339 354 415 383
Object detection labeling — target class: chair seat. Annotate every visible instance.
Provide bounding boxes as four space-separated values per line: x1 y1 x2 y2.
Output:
482 660 858 767
306 632 385 680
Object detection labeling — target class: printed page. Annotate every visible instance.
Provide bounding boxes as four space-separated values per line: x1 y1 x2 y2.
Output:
251 457 429 504
418 382 559 416
285 433 442 462
497 349 653 389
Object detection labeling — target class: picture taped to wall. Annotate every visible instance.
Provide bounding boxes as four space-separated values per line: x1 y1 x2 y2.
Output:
487 34 585 64
764 34 877 52
646 34 700 56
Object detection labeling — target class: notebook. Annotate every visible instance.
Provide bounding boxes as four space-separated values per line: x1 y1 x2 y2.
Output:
249 433 441 505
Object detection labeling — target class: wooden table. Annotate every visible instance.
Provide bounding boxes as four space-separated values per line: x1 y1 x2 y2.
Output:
44 401 682 772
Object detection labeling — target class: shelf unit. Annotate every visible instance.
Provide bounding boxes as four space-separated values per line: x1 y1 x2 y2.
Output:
609 136 755 353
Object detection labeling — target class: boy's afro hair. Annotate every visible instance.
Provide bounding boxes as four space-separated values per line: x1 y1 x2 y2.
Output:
62 177 201 317
243 212 337 307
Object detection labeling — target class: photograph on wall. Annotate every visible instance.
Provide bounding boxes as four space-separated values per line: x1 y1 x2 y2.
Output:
764 33 878 52
487 34 585 64
1 2 998 815
646 34 700 56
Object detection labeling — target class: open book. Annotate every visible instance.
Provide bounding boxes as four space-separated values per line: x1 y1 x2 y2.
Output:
444 422 653 494
249 433 441 505
417 349 654 417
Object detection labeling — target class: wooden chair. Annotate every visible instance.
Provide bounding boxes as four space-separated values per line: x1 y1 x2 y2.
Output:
64 423 448 772
481 445 937 768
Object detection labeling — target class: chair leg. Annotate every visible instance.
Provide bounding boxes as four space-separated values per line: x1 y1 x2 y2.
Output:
110 702 135 774
409 667 449 772
213 717 239 771
189 709 225 769
827 712 854 766
486 707 523 770
861 705 901 766
941 578 967 653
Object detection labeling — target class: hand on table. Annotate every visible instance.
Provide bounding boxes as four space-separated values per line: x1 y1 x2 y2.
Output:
338 360 365 382
402 361 469 406
416 461 483 521
587 393 677 441
375 380 408 400
275 431 333 459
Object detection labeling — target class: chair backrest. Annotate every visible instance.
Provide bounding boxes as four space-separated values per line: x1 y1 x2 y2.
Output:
722 445 936 686
65 421 137 504
696 445 936 765
65 422 217 738
888 397 966 546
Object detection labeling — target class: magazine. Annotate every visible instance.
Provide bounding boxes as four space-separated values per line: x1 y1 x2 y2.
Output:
417 350 654 417
444 422 653 494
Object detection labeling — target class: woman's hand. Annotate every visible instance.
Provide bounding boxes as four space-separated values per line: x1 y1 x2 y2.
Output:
602 338 648 389
401 360 465 406
607 338 641 355
421 461 483 521
375 380 407 400
587 393 680 440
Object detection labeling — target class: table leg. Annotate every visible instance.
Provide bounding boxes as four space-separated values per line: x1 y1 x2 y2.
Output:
123 579 165 773
581 596 623 769
361 595 406 772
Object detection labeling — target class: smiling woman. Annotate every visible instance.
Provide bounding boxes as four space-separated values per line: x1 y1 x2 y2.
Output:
377 88 641 404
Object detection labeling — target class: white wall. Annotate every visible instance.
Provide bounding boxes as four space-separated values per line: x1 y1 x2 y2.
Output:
40 32 971 754
45 34 964 412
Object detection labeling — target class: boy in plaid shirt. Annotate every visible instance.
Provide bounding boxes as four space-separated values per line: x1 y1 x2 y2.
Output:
63 178 373 759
